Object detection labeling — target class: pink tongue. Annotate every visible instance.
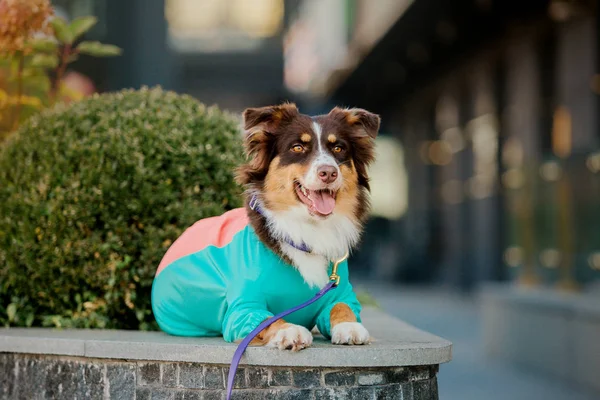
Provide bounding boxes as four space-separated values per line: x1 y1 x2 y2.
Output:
311 190 336 215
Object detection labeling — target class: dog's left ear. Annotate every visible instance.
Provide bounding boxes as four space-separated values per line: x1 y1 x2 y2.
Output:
328 107 380 139
328 107 380 191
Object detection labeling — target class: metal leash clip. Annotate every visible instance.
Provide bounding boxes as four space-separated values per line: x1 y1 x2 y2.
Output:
329 251 349 286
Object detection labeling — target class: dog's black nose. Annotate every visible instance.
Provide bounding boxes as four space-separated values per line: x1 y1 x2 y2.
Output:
318 165 338 183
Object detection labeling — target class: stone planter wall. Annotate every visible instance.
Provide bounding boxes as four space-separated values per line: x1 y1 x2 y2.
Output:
0 353 439 399
0 308 451 400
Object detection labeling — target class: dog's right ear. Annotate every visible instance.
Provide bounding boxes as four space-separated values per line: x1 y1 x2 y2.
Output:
242 103 299 135
237 103 299 186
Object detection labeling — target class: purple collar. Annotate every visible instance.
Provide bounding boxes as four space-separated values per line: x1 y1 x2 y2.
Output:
248 195 312 253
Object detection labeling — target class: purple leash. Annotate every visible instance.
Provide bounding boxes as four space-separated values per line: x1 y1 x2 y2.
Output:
225 252 348 400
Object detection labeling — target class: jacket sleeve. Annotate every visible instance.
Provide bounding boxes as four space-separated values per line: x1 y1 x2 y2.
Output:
314 264 362 339
222 278 274 343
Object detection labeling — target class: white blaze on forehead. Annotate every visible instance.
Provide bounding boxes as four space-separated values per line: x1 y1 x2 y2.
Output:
305 120 340 188
312 121 324 153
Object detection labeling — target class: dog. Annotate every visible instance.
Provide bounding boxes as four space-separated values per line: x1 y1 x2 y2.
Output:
151 103 380 350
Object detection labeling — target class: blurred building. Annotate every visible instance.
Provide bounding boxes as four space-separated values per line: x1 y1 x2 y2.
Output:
52 0 294 112
284 0 600 291
284 0 600 392
53 0 600 292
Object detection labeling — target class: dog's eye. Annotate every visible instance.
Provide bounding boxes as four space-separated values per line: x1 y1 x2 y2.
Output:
333 145 344 153
291 144 304 153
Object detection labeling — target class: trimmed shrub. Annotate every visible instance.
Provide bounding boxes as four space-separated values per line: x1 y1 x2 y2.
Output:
0 87 243 330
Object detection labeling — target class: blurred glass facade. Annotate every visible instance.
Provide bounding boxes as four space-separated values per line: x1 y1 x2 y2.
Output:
283 0 600 291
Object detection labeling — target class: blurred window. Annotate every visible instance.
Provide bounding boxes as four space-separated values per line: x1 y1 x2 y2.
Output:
165 0 284 52
368 136 408 220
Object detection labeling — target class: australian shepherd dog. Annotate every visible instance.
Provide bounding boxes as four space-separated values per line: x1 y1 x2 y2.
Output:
151 103 380 350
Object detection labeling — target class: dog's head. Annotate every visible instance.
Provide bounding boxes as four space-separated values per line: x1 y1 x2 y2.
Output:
237 103 379 224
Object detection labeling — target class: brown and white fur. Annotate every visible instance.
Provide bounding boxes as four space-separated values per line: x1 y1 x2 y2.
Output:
236 103 380 350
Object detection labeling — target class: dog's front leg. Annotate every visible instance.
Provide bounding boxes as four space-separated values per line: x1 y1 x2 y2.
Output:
224 302 312 351
250 318 313 351
330 303 371 345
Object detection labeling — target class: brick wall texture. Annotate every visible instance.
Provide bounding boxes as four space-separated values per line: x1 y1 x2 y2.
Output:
0 353 439 400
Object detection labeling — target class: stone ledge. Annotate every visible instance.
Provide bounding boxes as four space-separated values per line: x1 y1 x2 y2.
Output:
0 308 452 368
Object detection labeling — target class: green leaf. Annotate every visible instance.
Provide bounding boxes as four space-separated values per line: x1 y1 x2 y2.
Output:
69 16 97 40
77 41 122 57
25 313 35 327
21 67 47 78
28 38 58 53
8 68 45 81
6 303 17 322
51 17 73 44
135 309 145 321
67 54 79 63
30 54 59 69
25 75 51 92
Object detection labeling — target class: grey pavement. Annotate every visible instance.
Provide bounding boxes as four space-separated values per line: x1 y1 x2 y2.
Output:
357 282 598 400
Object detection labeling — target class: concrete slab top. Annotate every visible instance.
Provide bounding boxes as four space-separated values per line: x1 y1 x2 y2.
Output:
0 307 452 367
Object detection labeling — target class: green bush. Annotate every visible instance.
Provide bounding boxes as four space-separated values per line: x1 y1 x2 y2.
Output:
0 87 243 330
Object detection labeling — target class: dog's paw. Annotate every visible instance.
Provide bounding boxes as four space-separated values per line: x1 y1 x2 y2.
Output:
267 324 313 351
331 322 370 345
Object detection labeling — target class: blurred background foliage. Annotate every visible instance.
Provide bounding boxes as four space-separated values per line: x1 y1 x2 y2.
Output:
0 0 120 140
